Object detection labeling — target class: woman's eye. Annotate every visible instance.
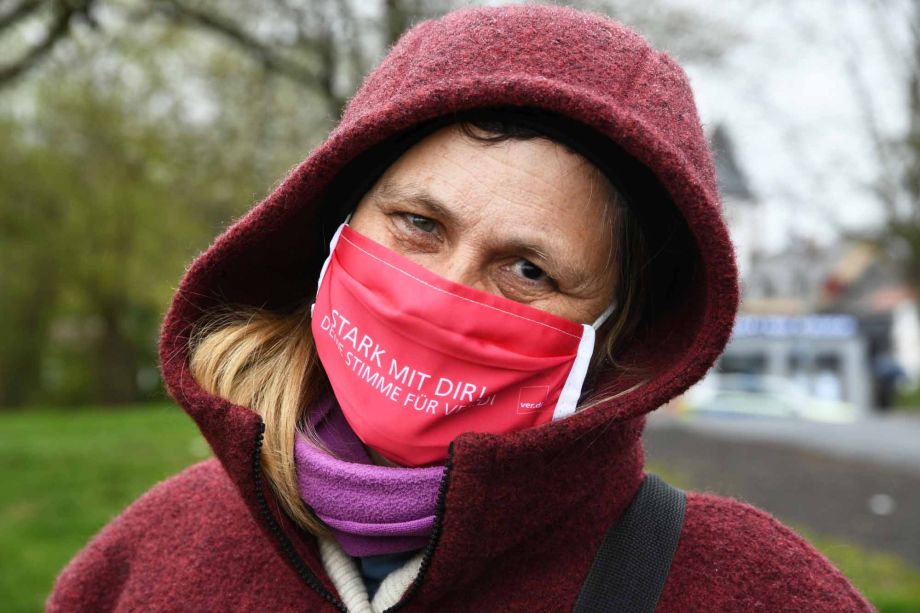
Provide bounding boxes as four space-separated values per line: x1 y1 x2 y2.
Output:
406 214 437 233
512 259 549 282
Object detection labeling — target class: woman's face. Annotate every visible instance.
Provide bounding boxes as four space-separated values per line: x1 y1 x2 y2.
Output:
350 124 617 324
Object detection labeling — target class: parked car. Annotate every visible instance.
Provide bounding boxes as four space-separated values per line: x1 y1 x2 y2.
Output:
673 372 860 423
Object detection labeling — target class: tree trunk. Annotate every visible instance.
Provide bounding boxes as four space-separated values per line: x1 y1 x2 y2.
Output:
94 308 139 405
0 260 58 408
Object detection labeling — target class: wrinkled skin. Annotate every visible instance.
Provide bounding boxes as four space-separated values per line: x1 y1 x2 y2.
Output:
350 124 619 326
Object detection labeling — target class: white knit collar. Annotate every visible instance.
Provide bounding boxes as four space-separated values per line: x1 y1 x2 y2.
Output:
318 537 425 612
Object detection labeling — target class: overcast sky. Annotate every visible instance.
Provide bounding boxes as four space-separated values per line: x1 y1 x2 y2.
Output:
674 0 910 252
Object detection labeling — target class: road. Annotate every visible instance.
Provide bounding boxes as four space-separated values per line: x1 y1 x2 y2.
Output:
643 410 920 567
648 409 920 473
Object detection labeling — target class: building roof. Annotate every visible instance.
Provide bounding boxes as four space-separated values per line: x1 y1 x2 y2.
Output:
711 123 753 201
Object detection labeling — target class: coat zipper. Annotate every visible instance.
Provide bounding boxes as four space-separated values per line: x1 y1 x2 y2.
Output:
253 421 347 611
382 442 455 612
253 421 455 612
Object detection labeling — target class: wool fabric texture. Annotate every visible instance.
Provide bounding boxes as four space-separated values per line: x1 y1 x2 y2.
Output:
294 395 445 557
48 5 872 611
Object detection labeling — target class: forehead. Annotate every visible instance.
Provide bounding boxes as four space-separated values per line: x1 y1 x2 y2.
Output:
370 125 613 232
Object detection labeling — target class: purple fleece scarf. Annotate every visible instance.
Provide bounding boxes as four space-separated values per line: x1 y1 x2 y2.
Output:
294 395 446 557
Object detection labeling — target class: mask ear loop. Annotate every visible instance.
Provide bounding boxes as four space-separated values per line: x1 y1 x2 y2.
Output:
553 300 618 421
591 300 618 330
311 213 353 318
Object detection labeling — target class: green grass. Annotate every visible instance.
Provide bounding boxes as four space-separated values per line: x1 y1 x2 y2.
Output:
802 529 920 613
896 383 920 412
0 404 209 613
1 407 918 612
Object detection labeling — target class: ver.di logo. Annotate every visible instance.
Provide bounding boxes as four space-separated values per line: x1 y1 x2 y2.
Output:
517 386 551 414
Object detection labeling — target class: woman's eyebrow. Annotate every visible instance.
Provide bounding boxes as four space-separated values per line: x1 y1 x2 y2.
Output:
372 180 587 284
371 181 457 225
509 240 583 283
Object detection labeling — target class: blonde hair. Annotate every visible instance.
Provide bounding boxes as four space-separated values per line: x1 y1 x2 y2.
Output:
188 303 330 534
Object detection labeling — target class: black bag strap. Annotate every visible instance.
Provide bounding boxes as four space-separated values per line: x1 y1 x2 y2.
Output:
573 474 687 613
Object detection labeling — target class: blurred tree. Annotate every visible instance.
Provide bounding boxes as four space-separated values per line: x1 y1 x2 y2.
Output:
842 1 920 288
0 1 736 116
0 0 736 407
0 57 210 405
885 5 920 288
0 9 325 406
1 0 373 120
0 116 69 406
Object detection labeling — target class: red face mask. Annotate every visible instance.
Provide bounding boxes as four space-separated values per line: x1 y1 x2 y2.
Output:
311 222 615 467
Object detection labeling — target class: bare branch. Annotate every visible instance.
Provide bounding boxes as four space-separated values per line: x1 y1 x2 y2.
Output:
0 0 93 88
269 0 358 118
330 0 369 95
835 2 911 223
0 0 42 33
152 0 322 86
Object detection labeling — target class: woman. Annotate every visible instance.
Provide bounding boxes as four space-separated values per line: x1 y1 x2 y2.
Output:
48 5 871 612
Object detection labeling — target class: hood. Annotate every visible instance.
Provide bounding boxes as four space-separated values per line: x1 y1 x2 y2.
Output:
157 4 738 606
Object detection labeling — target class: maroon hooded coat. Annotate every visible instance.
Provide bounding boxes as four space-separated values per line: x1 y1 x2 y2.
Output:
47 5 872 612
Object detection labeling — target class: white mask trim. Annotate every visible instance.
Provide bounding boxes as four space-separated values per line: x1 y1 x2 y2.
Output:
311 217 351 318
552 323 596 420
